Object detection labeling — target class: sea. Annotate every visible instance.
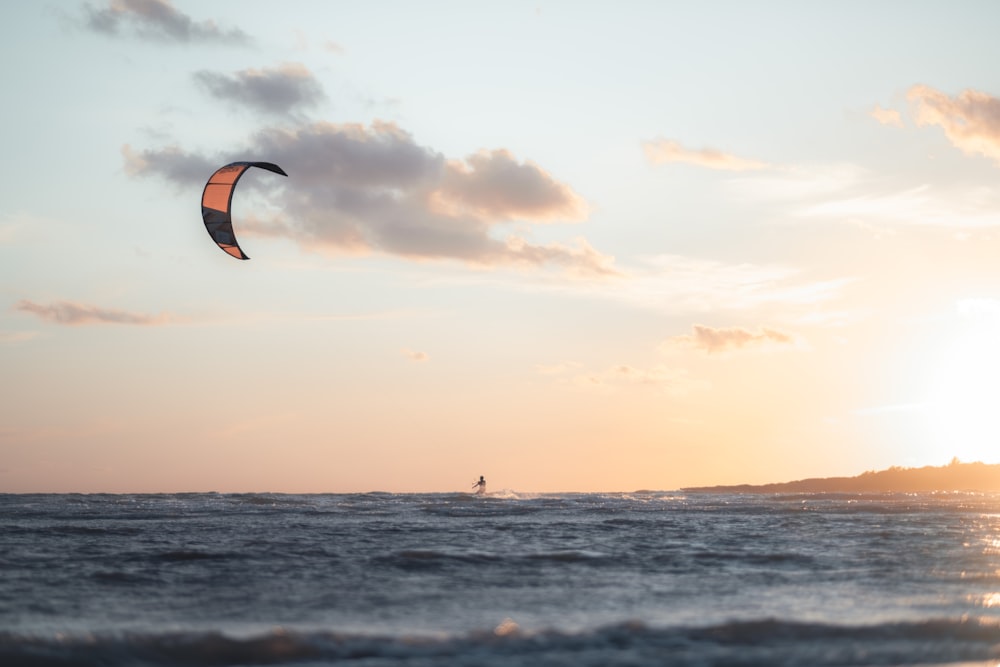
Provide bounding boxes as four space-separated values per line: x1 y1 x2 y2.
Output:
3 491 1000 667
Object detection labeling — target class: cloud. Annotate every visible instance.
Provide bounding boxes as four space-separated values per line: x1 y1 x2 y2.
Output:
541 325 795 397
402 348 428 362
908 85 1000 164
870 104 903 128
289 30 344 55
194 63 326 117
122 144 216 185
729 161 1000 230
544 361 710 396
83 0 251 44
0 219 22 245
535 361 583 375
604 364 692 388
619 254 848 313
15 300 168 326
666 324 795 354
126 121 615 276
438 150 588 222
798 183 1000 228
323 40 345 55
956 298 1000 321
642 138 770 171
726 163 867 202
854 403 924 417
0 331 40 344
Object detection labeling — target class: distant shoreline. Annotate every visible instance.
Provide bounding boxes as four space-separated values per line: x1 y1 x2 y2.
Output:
682 461 1000 494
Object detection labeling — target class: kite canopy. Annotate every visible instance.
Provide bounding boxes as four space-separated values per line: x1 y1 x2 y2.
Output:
201 161 287 260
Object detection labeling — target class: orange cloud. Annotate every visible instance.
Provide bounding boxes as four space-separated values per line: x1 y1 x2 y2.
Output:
668 324 794 354
908 85 1000 163
642 138 770 171
402 348 429 362
15 300 168 326
437 149 588 222
870 104 903 128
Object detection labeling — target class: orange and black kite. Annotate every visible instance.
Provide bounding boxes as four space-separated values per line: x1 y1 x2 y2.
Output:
201 161 287 260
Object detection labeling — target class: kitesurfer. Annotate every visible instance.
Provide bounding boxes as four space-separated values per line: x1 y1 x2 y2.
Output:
472 476 486 495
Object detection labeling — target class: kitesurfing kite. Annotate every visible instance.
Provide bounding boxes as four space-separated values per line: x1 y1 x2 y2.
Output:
201 161 287 260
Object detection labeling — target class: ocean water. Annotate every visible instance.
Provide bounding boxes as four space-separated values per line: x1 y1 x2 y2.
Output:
3 491 1000 666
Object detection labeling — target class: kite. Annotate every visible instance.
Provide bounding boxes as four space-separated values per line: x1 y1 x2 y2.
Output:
201 161 287 260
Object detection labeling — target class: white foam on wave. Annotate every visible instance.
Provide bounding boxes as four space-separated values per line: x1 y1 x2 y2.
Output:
6 617 1000 667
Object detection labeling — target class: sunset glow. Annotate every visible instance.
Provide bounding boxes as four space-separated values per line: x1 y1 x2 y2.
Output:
923 307 1000 465
4 2 1000 493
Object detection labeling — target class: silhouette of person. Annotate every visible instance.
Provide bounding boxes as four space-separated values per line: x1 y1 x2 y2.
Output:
472 476 486 495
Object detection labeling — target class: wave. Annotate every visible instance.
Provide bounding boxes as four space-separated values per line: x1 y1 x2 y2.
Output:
150 549 242 563
376 547 615 571
5 617 1000 667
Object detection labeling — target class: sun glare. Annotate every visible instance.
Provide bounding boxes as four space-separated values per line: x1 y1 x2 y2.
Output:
924 316 1000 464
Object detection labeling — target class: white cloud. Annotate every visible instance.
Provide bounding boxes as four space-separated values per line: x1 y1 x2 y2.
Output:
799 184 1000 228
726 163 867 203
956 298 1000 320
619 254 849 312
730 160 1000 230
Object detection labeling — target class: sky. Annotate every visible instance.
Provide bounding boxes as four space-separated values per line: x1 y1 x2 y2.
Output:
5 1 1000 493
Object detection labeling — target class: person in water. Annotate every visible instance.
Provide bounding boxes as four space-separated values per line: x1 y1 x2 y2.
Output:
472 476 486 495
